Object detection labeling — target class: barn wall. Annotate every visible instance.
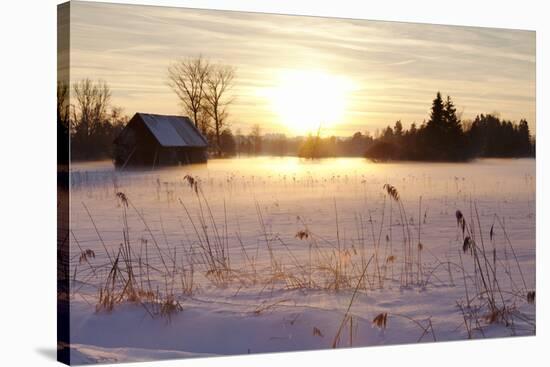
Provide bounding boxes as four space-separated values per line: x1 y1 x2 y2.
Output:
114 119 160 167
158 147 207 165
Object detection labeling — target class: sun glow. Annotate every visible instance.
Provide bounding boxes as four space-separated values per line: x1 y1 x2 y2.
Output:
267 70 354 135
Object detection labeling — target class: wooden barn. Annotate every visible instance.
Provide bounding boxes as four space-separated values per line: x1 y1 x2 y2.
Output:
114 113 208 167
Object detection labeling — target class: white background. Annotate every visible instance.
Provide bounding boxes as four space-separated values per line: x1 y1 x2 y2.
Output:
0 0 546 366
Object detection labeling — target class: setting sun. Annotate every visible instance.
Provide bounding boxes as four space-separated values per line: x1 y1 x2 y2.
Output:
267 70 354 135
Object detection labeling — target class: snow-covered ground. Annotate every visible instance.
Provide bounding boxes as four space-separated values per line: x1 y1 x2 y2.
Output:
67 157 536 364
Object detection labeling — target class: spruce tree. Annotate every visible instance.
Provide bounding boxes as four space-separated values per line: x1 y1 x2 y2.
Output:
394 120 403 136
518 119 531 155
427 92 445 131
423 92 446 159
442 95 465 160
443 96 461 134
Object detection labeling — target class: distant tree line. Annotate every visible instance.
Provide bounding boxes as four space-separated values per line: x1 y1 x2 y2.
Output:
295 132 373 158
364 92 535 161
211 128 372 158
221 92 534 161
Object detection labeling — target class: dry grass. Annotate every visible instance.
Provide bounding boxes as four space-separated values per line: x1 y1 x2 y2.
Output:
372 312 388 329
70 179 534 342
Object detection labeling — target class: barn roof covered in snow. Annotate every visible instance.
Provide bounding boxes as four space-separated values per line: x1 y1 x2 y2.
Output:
133 113 208 148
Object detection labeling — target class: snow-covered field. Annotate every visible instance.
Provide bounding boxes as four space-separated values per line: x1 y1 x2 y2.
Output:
66 157 536 364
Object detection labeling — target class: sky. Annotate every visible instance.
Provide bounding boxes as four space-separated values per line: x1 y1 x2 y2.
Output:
62 1 536 136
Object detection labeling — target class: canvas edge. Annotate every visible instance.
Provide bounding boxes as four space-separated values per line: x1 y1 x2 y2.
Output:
57 1 71 365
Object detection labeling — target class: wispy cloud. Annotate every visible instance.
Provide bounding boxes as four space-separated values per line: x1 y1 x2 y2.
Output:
390 59 417 66
64 1 536 135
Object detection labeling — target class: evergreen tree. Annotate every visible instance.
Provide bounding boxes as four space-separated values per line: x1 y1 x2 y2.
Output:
427 92 445 132
394 120 403 136
361 91 534 162
518 119 531 155
382 126 394 140
409 122 417 135
443 96 461 133
443 95 466 160
422 92 446 159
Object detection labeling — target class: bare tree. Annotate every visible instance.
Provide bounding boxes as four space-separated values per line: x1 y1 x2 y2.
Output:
196 104 212 136
72 79 111 158
57 81 70 164
168 56 209 131
203 64 235 156
109 106 129 129
57 81 70 127
73 79 110 135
